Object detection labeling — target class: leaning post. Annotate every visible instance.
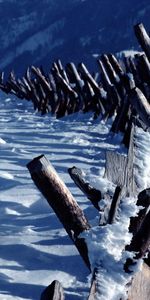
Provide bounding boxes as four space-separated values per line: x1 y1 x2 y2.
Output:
27 154 91 269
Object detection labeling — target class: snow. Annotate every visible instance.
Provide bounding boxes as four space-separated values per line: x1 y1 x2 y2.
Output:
84 196 140 300
0 92 149 299
134 126 150 190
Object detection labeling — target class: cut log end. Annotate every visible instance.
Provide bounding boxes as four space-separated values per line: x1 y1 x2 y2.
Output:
40 280 64 300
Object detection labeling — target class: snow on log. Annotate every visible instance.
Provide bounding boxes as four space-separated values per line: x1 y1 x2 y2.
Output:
27 155 91 269
68 166 101 211
129 87 150 128
101 54 120 84
31 66 53 94
108 54 125 78
78 62 101 94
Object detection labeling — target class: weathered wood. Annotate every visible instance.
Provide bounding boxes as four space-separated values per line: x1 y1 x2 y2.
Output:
87 268 97 300
108 186 122 224
31 66 52 94
24 70 41 109
97 59 112 89
125 208 150 261
121 73 135 92
104 151 127 188
108 84 122 110
124 122 135 196
108 54 124 78
129 188 150 235
128 56 141 86
127 263 150 300
56 59 70 84
111 97 130 133
66 62 84 90
40 280 64 300
134 23 150 62
68 166 101 211
122 110 134 148
129 87 150 128
54 71 78 98
27 155 91 269
78 62 101 95
135 53 150 84
101 54 120 84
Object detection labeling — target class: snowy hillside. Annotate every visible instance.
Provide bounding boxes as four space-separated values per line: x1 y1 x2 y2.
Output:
0 0 150 75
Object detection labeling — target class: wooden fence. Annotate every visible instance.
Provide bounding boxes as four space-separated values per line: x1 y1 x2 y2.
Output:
27 22 150 300
1 22 150 299
0 22 149 148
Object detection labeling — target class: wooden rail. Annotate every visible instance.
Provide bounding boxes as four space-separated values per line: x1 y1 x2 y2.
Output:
0 23 149 147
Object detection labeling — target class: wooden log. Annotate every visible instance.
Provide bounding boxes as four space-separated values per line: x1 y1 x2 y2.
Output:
81 81 95 113
66 62 85 111
135 53 150 84
123 56 133 74
27 155 91 269
129 87 150 128
84 79 106 116
122 109 135 148
66 62 84 90
108 186 122 224
24 69 41 109
6 76 28 99
40 280 64 300
98 59 121 114
54 71 78 98
120 73 135 92
134 23 150 62
22 76 32 93
78 63 101 95
108 84 122 110
124 121 135 197
128 56 141 86
47 73 59 114
129 188 150 235
31 66 53 95
56 59 70 84
97 59 112 90
68 166 101 211
125 208 150 263
16 78 30 98
29 79 41 111
101 54 120 84
111 97 130 133
55 94 70 119
108 54 125 78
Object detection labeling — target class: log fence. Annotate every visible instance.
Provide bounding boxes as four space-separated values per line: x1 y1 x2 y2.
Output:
0 22 149 299
0 23 149 149
26 22 150 300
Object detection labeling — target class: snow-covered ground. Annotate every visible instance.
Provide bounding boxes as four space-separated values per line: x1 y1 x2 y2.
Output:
0 92 149 300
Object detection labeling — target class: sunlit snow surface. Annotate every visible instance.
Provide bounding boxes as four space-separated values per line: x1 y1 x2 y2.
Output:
0 93 149 300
